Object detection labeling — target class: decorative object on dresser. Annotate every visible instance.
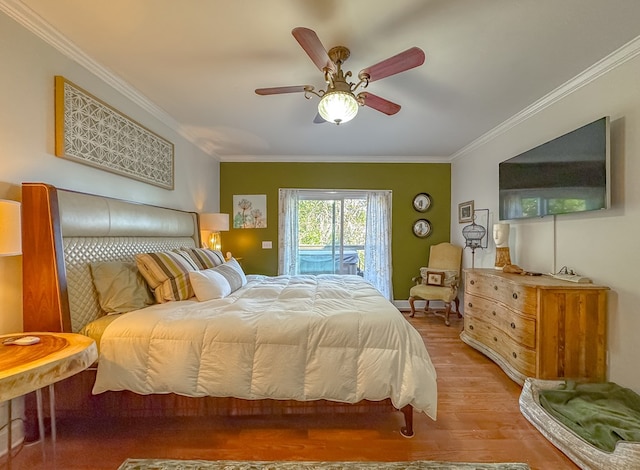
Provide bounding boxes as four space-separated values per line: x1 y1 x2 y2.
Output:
460 269 608 385
408 242 463 326
493 223 512 270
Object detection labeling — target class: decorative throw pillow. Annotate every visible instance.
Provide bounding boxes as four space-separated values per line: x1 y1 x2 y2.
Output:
135 251 199 303
188 258 247 302
420 268 458 287
89 261 155 314
180 247 225 270
215 258 247 292
189 269 232 301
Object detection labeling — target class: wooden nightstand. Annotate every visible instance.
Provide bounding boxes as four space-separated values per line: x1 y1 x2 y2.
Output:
0 332 97 467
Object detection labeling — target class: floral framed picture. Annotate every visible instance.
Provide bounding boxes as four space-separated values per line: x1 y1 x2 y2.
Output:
458 200 474 223
233 195 267 228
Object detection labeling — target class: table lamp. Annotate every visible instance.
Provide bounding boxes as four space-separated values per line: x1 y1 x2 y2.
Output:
199 213 229 251
0 200 21 257
0 199 21 464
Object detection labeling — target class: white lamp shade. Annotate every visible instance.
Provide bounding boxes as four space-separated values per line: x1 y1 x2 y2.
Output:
200 213 229 232
318 91 359 124
0 200 21 256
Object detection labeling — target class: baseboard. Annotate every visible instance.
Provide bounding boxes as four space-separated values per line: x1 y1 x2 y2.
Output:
393 299 446 311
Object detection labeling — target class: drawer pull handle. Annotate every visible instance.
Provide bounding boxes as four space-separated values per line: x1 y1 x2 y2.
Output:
469 325 474 330
512 352 517 359
511 322 516 329
493 337 498 342
470 280 475 285
494 285 498 290
468 302 473 308
492 311 496 316
512 293 518 300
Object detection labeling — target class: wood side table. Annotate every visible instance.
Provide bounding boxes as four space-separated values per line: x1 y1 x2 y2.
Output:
0 332 97 468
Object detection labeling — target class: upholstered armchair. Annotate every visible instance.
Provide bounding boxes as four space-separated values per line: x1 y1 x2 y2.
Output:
408 242 463 326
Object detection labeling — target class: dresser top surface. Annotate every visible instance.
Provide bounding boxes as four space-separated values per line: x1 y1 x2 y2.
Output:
464 268 609 290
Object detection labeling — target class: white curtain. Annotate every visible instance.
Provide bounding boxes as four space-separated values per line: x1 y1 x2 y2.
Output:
278 189 300 275
364 191 393 300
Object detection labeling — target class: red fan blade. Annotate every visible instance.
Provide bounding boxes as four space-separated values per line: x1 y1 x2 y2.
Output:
361 92 401 115
360 47 425 82
292 27 335 72
255 86 308 95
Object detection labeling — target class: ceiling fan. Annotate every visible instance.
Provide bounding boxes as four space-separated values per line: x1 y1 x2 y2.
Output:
255 27 425 125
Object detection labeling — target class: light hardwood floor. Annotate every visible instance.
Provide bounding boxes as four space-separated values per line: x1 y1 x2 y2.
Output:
10 312 578 470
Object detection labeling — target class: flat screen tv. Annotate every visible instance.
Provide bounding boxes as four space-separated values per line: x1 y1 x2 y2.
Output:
499 116 610 221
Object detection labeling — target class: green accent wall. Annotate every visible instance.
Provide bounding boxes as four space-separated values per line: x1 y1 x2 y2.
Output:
220 162 451 300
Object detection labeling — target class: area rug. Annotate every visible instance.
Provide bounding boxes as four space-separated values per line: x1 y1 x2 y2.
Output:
117 459 531 470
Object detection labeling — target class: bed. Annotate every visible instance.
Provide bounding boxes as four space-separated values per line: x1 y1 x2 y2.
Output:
21 182 438 437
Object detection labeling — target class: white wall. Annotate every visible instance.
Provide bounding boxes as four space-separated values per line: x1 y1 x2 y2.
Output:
451 46 640 392
0 11 221 334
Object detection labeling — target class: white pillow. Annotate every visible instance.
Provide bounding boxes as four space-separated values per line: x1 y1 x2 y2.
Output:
189 269 232 301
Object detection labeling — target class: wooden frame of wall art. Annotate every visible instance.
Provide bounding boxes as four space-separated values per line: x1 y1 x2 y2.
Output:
458 200 474 223
54 76 175 190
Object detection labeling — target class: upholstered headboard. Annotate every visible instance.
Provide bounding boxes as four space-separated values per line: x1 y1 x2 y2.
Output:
22 183 200 333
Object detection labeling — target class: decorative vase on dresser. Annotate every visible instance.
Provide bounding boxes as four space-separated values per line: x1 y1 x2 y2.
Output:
460 268 608 385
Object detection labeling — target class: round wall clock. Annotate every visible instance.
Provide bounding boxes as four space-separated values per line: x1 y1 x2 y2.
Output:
412 219 432 238
412 193 432 212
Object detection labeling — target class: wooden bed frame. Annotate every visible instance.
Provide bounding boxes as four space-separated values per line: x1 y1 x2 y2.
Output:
21 183 414 437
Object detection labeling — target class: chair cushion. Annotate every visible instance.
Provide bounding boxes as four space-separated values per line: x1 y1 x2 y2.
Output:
410 284 457 303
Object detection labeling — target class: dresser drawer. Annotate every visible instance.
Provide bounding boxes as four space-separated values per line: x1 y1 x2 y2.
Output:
466 271 537 315
464 312 536 377
465 293 536 348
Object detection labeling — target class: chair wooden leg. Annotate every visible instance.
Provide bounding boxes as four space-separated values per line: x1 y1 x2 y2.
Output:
424 300 430 313
443 302 452 326
454 296 462 318
408 296 417 317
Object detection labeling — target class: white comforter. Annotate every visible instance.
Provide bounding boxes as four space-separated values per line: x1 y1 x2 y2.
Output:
93 274 438 419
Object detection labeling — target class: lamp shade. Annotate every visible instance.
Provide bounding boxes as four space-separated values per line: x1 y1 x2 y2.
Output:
0 200 21 256
318 91 359 124
200 213 229 232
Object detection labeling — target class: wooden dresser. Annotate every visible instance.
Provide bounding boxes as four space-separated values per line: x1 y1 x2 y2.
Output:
460 269 608 385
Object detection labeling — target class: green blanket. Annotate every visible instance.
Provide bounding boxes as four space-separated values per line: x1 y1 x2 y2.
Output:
539 381 640 452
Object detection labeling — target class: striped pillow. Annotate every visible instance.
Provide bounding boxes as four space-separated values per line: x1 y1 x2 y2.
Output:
136 251 199 302
215 258 247 292
181 248 225 270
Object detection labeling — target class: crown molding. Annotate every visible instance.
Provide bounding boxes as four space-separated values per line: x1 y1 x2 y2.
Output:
218 154 449 163
450 34 640 161
0 0 215 156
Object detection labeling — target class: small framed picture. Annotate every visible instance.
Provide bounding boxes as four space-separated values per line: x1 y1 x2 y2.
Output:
458 200 474 223
412 218 432 238
426 271 445 286
412 193 432 212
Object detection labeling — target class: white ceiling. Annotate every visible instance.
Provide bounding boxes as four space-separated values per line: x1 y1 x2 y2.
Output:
6 0 640 161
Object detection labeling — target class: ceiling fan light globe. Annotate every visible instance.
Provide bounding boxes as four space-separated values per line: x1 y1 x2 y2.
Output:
318 91 358 124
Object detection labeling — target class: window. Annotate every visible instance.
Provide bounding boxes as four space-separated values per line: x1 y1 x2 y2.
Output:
278 189 393 299
297 193 366 276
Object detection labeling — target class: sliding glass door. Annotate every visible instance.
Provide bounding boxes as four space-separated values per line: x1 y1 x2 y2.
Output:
297 193 366 276
279 189 393 299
